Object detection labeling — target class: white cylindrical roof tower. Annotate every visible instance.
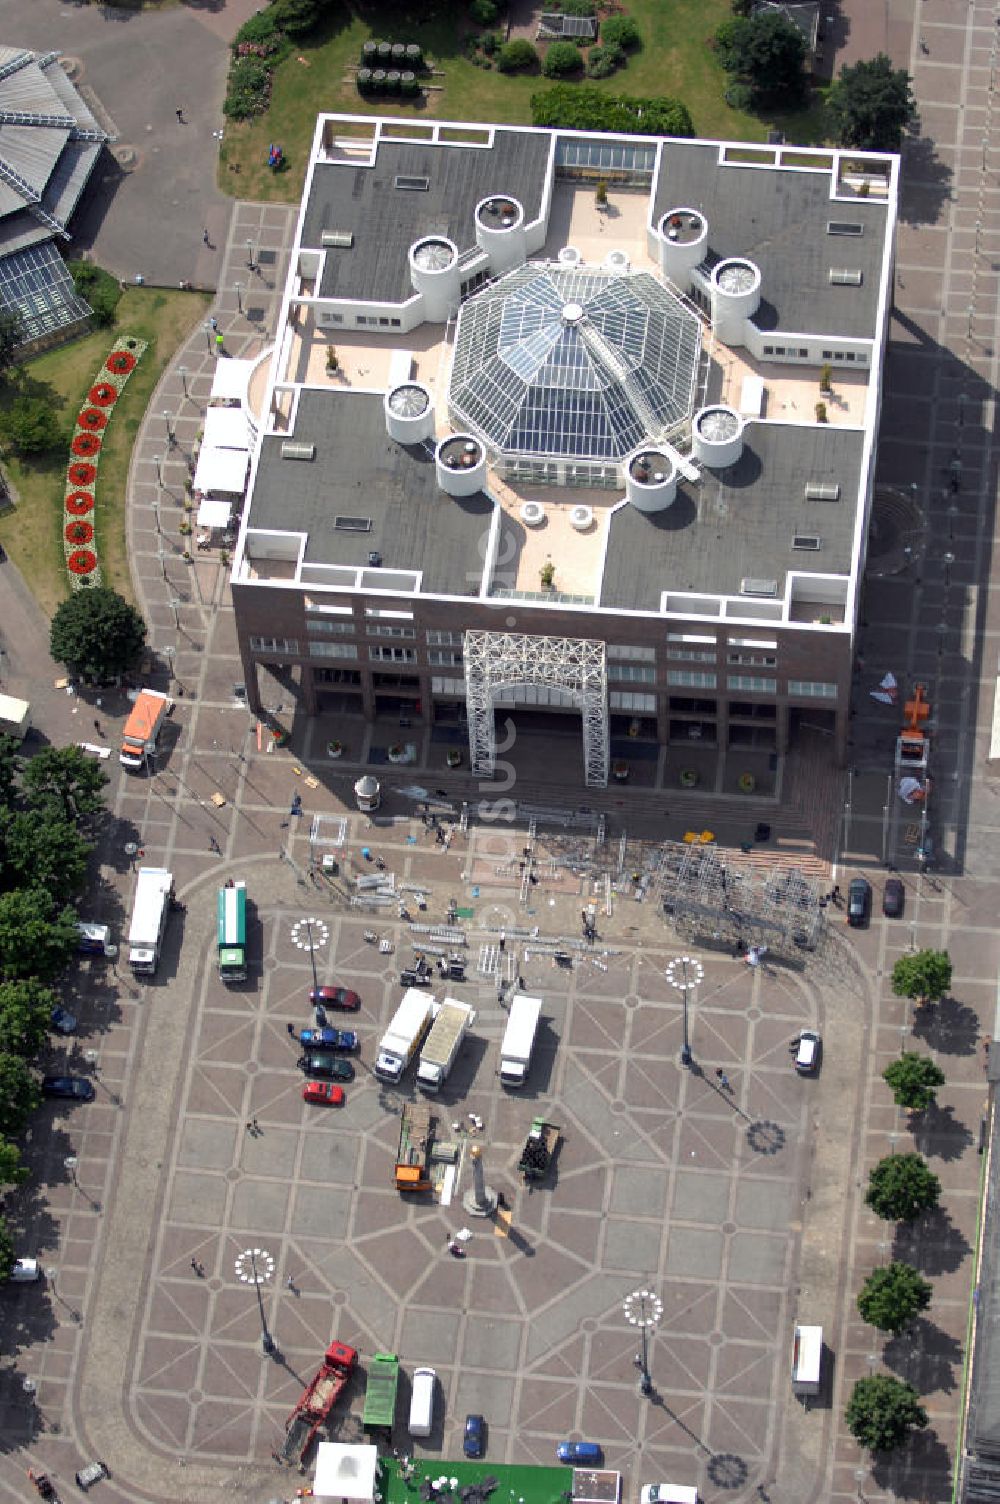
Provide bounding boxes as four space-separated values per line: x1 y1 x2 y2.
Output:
384 382 435 445
691 406 744 469
711 258 761 345
603 248 630 274
557 245 582 268
656 208 707 292
475 195 527 275
435 433 488 497
408 236 461 323
625 447 678 511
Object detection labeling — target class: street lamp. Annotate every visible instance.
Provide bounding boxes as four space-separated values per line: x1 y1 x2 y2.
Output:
163 409 176 447
246 237 256 270
236 1246 276 1356
124 840 139 868
152 498 161 535
169 597 181 631
304 917 320 993
623 1287 662 1397
665 954 704 1068
178 365 188 399
234 281 244 314
153 453 164 486
156 548 168 583
45 1265 81 1324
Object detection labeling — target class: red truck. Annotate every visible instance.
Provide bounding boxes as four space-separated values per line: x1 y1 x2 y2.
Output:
277 1339 357 1466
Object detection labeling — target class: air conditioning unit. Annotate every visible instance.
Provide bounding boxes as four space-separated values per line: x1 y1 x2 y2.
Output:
740 577 778 597
829 268 863 286
280 442 315 461
321 231 354 248
804 482 840 501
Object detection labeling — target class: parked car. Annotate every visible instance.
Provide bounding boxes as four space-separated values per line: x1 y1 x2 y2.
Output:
75 1461 109 1492
463 1413 486 1458
50 1005 77 1036
847 877 871 928
12 1257 40 1282
299 1026 358 1052
640 1488 698 1504
302 1081 345 1107
297 1052 355 1083
40 1075 94 1102
883 877 905 918
309 985 361 1012
794 1029 822 1074
557 1442 603 1464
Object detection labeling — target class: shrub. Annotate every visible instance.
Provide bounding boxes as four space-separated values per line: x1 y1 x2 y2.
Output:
497 38 539 71
543 40 585 76
68 261 122 328
0 396 62 456
724 79 755 111
599 15 641 50
562 0 597 12
587 44 624 77
470 0 500 22
233 10 283 50
481 29 499 54
531 84 695 136
269 0 327 37
223 56 273 119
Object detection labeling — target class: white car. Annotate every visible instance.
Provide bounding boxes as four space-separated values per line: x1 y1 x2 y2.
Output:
794 1029 822 1074
11 1257 40 1282
640 1488 698 1504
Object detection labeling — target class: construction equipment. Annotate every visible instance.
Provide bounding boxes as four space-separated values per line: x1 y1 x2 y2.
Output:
518 1117 559 1183
395 1103 435 1192
276 1340 357 1466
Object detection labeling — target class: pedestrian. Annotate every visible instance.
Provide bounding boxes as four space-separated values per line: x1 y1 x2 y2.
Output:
215 332 224 353
209 836 220 854
190 1257 203 1275
251 1116 260 1133
286 1022 296 1037
93 718 102 735
210 316 218 331
246 1120 254 1133
176 107 185 123
203 228 211 246
286 1274 296 1290
499 932 505 952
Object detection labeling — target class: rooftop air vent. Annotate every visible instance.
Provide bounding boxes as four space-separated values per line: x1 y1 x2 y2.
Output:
827 221 864 236
321 231 354 248
395 174 429 191
335 516 372 532
740 577 778 597
368 551 382 567
792 534 822 551
829 268 863 286
280 441 315 461
804 482 840 501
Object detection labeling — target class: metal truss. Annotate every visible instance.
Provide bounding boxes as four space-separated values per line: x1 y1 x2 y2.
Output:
658 840 826 953
464 630 609 787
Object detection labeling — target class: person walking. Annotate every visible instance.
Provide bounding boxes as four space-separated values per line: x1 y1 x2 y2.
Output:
203 228 211 246
209 836 221 854
176 107 185 123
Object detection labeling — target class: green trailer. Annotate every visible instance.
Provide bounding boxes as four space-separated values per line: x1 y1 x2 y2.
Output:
363 1352 399 1432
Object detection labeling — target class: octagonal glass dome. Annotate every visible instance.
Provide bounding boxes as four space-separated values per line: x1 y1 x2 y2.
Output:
449 263 702 462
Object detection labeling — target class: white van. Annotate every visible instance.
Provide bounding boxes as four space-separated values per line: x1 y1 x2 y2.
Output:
791 1324 823 1395
409 1365 437 1437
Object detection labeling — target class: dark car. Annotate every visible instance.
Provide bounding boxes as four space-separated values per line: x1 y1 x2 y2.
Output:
309 986 361 1012
463 1413 486 1459
557 1442 603 1465
299 1027 358 1052
297 1052 355 1083
50 1005 77 1036
41 1075 95 1102
883 877 905 918
847 877 871 928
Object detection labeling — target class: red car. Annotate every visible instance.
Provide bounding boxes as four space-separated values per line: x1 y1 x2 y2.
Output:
303 1081 345 1106
309 985 361 1012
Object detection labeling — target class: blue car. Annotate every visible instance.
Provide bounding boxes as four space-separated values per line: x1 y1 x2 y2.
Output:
299 1027 357 1052
557 1442 603 1465
50 1005 77 1036
463 1413 485 1458
41 1075 94 1102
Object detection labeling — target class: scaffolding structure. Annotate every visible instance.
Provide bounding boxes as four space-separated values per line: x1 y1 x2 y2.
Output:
464 631 609 787
658 841 826 952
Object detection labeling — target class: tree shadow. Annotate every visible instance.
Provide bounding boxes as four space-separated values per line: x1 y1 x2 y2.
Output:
882 1316 963 1394
912 1101 975 1163
871 1426 953 1501
898 132 953 229
893 1207 971 1276
911 995 979 1056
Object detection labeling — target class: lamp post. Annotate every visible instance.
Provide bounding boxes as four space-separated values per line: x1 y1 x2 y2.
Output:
153 452 164 486
304 917 320 993
666 954 703 1068
234 281 244 314
85 1049 120 1106
246 238 256 270
152 498 161 535
178 365 188 399
156 548 168 583
623 1287 662 1397
236 1246 276 1356
169 597 181 631
163 409 176 447
45 1265 81 1324
124 840 139 868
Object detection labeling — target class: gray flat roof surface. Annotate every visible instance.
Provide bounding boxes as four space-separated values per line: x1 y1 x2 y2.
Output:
304 130 551 304
250 389 493 594
601 421 863 610
655 143 888 339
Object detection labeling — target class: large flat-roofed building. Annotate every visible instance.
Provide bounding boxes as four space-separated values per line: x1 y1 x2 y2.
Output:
231 115 898 786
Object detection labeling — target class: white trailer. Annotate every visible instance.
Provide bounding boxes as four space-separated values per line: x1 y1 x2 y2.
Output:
127 867 174 975
499 992 543 1088
375 989 439 1082
416 999 476 1093
0 694 30 740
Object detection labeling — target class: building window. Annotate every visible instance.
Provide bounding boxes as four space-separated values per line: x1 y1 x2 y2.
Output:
788 679 838 698
367 624 415 639
667 648 716 663
250 636 299 655
308 641 358 660
432 675 465 695
727 674 776 693
307 619 356 635
426 629 463 646
728 652 777 668
609 664 655 683
369 645 416 664
607 644 655 662
728 637 777 650
428 649 463 667
609 691 656 712
667 670 717 689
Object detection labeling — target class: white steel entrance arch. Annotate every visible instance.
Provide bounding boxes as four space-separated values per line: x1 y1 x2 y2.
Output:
464 630 610 787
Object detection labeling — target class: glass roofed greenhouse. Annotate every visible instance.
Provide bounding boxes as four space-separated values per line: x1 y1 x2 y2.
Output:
449 263 702 476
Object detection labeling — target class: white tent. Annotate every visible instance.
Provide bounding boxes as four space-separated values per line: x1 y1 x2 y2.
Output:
204 405 250 451
193 445 248 496
197 496 233 529
210 358 253 402
313 1442 378 1504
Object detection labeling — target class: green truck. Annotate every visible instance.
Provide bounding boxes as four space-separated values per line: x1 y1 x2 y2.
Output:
362 1352 399 1433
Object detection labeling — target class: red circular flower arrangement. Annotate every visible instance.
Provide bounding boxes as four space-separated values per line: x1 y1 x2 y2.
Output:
71 432 102 457
90 383 117 407
78 408 107 431
68 462 96 486
106 351 136 376
65 490 94 516
65 520 94 545
67 548 97 576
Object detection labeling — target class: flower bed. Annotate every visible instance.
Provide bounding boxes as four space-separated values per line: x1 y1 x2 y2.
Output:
63 336 147 589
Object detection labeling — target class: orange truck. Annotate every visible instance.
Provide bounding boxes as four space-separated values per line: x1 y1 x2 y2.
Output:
120 689 171 771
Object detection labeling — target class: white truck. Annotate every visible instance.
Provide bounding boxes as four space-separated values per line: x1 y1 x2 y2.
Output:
416 998 476 1094
0 694 30 740
375 988 439 1083
127 867 174 975
499 992 543 1089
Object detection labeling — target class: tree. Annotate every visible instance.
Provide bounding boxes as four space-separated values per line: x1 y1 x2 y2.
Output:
67 261 122 329
0 306 23 379
829 54 915 151
0 1137 28 1187
0 889 81 982
882 1052 945 1112
531 85 695 136
542 41 584 77
857 1262 932 1334
0 1215 14 1282
0 807 91 902
714 11 807 104
599 15 641 50
470 0 500 23
0 733 20 807
496 38 538 72
865 1152 941 1223
845 1375 928 1452
20 745 108 822
0 1052 39 1136
891 949 952 1005
49 586 147 682
0 981 57 1058
0 395 63 457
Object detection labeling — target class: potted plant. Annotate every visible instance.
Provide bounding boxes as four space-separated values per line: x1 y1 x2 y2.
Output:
595 178 608 208
612 760 629 782
819 363 832 394
178 519 192 535
273 726 290 747
446 748 462 768
388 743 406 763
738 771 756 793
540 560 555 589
679 768 697 788
326 345 339 374
815 401 828 423
327 739 344 758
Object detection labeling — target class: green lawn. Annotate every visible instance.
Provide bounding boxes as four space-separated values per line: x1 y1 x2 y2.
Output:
0 289 210 617
379 1456 570 1504
219 0 828 202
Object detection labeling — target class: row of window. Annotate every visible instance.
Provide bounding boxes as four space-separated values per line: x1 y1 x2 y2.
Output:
762 343 866 364
667 670 836 696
